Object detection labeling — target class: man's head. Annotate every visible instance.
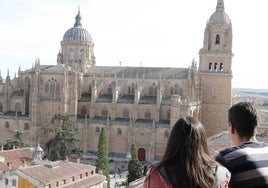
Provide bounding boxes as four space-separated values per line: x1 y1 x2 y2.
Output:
228 102 259 140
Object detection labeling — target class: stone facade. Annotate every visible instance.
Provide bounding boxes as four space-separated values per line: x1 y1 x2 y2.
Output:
0 0 232 161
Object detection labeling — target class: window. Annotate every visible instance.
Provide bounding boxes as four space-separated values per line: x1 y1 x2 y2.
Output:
164 130 169 138
216 34 220 44
5 178 8 185
80 49 84 59
145 110 151 119
149 86 154 95
174 84 179 94
81 106 87 116
24 123 29 130
5 121 9 129
108 84 113 94
72 177 75 182
123 108 129 118
220 63 224 71
102 108 108 117
214 63 218 71
95 127 100 135
0 103 3 112
209 62 212 70
45 78 61 95
12 179 16 186
15 103 21 112
117 128 122 136
128 83 135 94
170 87 174 95
69 49 74 60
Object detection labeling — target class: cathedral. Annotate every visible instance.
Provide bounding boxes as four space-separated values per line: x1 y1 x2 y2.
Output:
0 0 232 161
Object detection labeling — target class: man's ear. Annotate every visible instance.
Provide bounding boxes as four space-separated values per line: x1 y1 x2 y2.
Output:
230 123 235 134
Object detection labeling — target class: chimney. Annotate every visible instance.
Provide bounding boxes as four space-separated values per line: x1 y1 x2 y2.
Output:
7 162 12 170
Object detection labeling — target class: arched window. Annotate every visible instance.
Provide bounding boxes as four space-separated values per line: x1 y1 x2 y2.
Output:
123 108 129 118
81 106 87 116
170 87 174 95
102 108 108 117
108 84 113 94
24 123 29 130
80 49 84 59
220 63 224 71
5 121 9 129
46 78 61 95
117 128 122 136
174 84 179 94
214 63 218 71
167 110 170 120
45 82 49 92
0 103 3 112
216 34 220 44
149 86 154 95
15 103 21 112
209 62 212 70
145 110 151 119
164 130 169 138
69 49 74 60
95 127 100 134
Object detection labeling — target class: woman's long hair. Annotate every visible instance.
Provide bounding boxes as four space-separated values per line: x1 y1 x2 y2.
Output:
159 116 216 188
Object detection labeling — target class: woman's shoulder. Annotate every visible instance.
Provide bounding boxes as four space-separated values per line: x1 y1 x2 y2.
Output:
214 163 231 188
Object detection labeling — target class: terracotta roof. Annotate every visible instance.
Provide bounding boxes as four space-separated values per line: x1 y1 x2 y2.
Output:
0 148 33 171
18 161 97 184
63 174 106 188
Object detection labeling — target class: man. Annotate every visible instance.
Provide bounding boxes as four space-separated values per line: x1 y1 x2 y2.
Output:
215 102 268 187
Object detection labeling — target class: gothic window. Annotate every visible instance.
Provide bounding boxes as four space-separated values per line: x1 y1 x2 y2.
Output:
174 84 179 94
117 128 122 136
149 86 154 95
108 84 113 94
220 63 224 71
81 106 87 116
214 63 218 71
170 87 174 95
167 110 170 120
209 62 212 70
56 83 60 93
5 121 9 129
95 127 100 134
123 108 129 118
179 88 183 96
45 82 49 92
15 103 21 112
102 107 108 117
69 49 74 60
164 130 169 138
24 123 29 130
145 110 151 119
0 103 2 112
46 79 61 95
50 82 55 94
216 34 220 44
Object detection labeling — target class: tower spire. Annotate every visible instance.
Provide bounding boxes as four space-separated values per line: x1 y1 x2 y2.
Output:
74 6 82 27
216 0 224 11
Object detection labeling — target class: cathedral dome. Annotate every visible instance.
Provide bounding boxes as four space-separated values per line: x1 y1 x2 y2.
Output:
63 11 92 42
208 0 231 24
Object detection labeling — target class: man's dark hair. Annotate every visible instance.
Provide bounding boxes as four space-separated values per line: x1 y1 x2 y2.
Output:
228 102 259 138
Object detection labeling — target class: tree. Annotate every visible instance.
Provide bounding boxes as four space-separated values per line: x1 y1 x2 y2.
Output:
4 129 29 150
43 114 82 161
127 143 143 184
96 127 110 187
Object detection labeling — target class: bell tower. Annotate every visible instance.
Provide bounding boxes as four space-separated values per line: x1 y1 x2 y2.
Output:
199 0 233 136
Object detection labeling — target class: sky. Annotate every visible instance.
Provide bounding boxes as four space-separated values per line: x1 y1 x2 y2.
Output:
0 0 267 89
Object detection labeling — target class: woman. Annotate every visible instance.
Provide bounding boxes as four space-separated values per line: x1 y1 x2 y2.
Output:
143 116 230 188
